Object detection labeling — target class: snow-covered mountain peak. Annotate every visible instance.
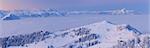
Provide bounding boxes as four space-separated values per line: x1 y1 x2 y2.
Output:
54 21 145 48
100 20 113 24
69 21 141 35
0 21 148 48
80 21 115 28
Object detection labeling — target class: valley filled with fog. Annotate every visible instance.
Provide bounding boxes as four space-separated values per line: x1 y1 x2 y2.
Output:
0 14 149 37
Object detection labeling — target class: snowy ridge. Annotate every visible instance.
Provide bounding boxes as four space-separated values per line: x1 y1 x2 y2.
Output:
0 8 140 20
0 10 9 19
0 9 66 20
0 21 149 48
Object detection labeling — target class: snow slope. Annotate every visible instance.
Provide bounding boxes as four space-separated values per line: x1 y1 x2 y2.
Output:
0 21 149 48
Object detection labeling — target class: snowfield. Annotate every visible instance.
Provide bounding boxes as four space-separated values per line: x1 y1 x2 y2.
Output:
0 21 149 48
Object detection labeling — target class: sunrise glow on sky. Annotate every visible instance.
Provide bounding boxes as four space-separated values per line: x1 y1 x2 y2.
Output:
0 0 149 13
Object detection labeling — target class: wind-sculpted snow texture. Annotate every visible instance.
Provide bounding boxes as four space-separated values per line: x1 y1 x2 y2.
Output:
0 21 149 48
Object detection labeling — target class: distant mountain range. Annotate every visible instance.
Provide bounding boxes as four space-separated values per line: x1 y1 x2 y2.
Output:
0 21 149 48
0 8 141 20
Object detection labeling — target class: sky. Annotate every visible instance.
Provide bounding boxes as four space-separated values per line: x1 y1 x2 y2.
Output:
0 0 149 13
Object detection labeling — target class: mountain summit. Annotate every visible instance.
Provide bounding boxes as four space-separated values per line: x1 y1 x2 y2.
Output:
0 21 149 48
